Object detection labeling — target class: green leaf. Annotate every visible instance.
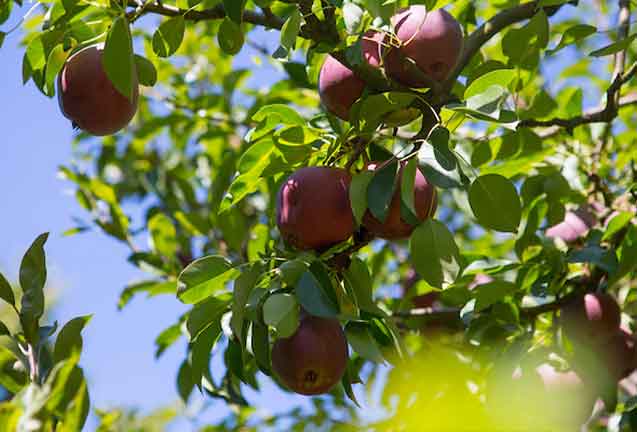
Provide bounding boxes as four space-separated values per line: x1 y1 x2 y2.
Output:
295 270 339 318
231 265 261 342
177 256 238 304
469 174 521 233
263 293 299 338
0 273 15 308
148 213 178 258
341 361 360 407
355 92 416 132
603 212 633 241
155 322 182 358
46 362 85 414
409 220 461 288
247 224 269 262
343 3 363 34
368 160 398 223
57 379 89 432
0 346 26 393
152 16 185 58
343 257 380 315
186 295 230 340
590 34 637 57
0 322 9 337
547 24 596 55
20 233 49 326
280 8 302 52
608 225 637 287
0 0 11 25
103 16 136 101
278 259 308 286
118 280 176 310
464 69 516 99
252 104 305 126
218 18 245 55
251 321 271 374
569 246 618 273
190 323 221 390
44 44 67 96
0 404 20 430
54 315 92 362
177 360 194 402
345 322 384 363
350 171 373 226
134 54 157 86
473 280 517 311
400 158 418 217
429 127 456 171
223 0 247 23
0 32 5 50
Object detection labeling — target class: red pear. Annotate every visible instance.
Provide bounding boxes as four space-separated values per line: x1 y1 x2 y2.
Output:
271 315 348 396
57 45 138 136
318 31 384 120
385 6 463 87
561 293 621 343
363 161 437 239
277 167 355 250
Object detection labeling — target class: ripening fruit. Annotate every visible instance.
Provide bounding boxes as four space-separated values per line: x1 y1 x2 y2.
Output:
574 328 637 382
601 329 637 380
363 161 437 239
546 207 596 243
385 6 463 87
277 167 355 250
57 45 139 136
488 362 596 429
318 31 383 120
271 315 348 396
561 292 621 343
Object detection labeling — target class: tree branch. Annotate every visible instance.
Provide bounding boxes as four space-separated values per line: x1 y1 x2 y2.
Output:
131 1 287 31
392 291 579 325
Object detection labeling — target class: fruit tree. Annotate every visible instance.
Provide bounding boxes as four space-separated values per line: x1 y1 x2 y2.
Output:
2 0 637 430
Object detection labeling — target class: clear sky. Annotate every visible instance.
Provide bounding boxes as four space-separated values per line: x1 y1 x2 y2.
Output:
0 6 316 431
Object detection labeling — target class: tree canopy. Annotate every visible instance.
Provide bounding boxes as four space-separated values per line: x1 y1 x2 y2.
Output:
1 0 637 430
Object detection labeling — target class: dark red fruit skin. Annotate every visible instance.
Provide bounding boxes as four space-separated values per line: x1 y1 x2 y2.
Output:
271 315 348 396
362 161 437 239
318 31 383 120
385 6 463 87
58 45 139 136
601 329 637 380
561 293 621 343
277 167 355 251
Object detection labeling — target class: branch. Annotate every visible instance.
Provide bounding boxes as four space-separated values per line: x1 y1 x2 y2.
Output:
443 1 572 92
519 0 635 134
131 2 287 31
392 291 579 325
519 85 637 131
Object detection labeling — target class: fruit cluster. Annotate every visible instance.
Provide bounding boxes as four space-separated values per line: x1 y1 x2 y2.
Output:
271 5 462 396
319 6 463 121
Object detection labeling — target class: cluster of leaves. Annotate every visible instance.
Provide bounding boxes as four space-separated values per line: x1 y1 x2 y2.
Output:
2 0 637 429
0 234 91 431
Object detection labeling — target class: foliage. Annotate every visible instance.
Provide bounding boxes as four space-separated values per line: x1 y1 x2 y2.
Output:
0 234 91 431
2 0 637 430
